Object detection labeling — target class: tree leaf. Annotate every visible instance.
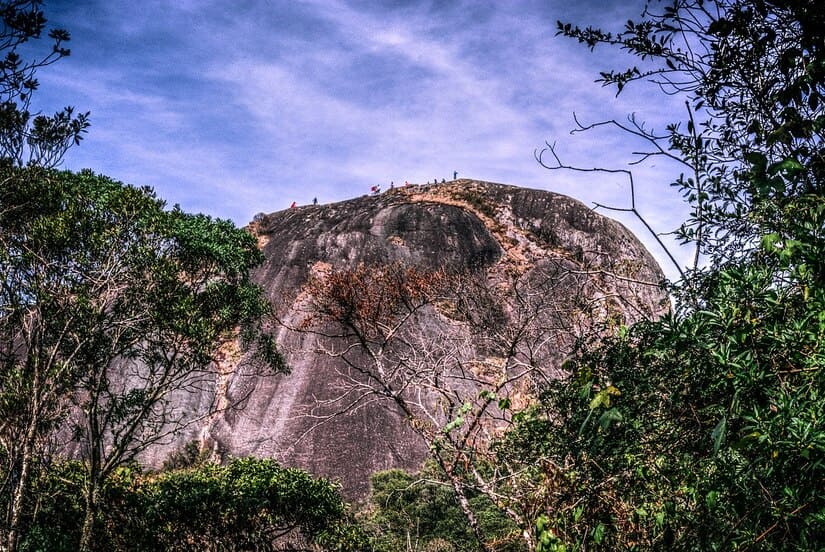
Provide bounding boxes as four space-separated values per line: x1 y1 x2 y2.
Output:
711 416 727 454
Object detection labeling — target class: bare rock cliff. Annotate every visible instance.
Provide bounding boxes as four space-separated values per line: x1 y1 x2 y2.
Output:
147 180 668 497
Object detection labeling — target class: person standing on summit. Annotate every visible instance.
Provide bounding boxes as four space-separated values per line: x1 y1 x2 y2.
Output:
453 170 458 180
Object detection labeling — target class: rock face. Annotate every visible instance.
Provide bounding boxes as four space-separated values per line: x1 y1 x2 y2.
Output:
143 180 668 498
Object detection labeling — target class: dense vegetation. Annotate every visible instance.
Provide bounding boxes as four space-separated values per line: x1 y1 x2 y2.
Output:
2 0 823 550
506 0 825 549
17 457 365 551
0 3 351 550
365 467 524 552
0 168 291 550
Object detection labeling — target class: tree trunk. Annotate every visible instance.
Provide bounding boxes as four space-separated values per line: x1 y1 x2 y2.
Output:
6 422 36 552
79 480 100 552
447 475 494 552
80 375 104 552
522 527 536 552
6 457 28 552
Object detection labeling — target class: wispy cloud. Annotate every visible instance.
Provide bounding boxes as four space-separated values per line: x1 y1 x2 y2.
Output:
37 0 694 280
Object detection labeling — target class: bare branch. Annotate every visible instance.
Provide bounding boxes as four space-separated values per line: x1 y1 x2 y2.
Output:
535 140 687 280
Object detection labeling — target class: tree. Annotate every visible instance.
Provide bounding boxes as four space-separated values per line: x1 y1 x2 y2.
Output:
0 0 89 167
138 458 364 551
495 0 825 549
549 0 823 273
0 166 90 551
292 263 540 550
501 266 825 549
0 168 285 551
1 5 89 544
287 253 655 551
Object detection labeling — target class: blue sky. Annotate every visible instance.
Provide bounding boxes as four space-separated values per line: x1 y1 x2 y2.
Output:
37 0 695 280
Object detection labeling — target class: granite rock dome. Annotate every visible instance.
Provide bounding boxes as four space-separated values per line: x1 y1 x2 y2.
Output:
143 179 668 498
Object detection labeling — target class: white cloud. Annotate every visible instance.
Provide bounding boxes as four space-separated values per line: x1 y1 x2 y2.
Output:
39 0 695 281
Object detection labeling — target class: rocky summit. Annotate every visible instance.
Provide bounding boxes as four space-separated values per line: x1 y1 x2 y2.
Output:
142 179 668 498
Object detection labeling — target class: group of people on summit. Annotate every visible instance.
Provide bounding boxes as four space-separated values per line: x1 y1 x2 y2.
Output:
370 171 459 195
289 171 460 208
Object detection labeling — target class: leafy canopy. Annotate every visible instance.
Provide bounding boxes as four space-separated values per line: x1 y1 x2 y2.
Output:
0 0 89 167
0 167 286 550
492 1 825 550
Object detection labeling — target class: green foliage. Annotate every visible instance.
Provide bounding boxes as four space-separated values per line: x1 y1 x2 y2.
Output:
366 468 525 552
0 167 286 548
2 166 277 398
560 0 824 268
16 458 365 551
449 188 498 220
534 515 565 552
17 461 86 552
137 458 360 550
487 1 825 550
501 265 825 548
161 439 213 471
367 469 475 551
0 0 89 167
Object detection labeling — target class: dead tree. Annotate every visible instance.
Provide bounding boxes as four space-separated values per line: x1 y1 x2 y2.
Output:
282 257 643 551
